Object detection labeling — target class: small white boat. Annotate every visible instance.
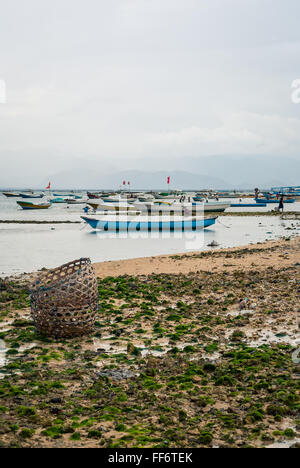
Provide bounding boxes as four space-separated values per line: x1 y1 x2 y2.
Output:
82 214 218 232
87 201 137 212
102 196 137 203
66 198 89 204
133 201 230 214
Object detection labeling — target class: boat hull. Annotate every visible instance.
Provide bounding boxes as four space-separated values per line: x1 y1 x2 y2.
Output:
20 193 44 199
2 192 21 198
17 201 51 210
255 198 295 204
87 202 137 212
231 203 267 207
134 201 229 214
81 215 217 231
87 192 102 199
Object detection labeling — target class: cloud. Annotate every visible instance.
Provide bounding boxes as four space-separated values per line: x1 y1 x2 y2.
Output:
1 0 300 186
146 112 300 158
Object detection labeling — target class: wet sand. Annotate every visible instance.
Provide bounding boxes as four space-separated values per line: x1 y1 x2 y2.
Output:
94 236 300 278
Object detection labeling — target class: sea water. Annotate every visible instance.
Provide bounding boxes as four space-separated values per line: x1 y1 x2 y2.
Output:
0 218 299 277
0 194 299 276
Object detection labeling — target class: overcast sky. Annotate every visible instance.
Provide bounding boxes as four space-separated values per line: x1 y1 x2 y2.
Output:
1 0 300 185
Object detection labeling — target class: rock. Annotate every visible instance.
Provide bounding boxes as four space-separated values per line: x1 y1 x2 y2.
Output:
49 397 62 404
96 368 135 380
207 240 219 247
49 407 61 415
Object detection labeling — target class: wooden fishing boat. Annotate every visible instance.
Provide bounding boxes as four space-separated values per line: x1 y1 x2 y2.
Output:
49 197 67 203
81 214 217 232
87 202 137 212
255 198 295 204
230 203 267 207
2 192 21 198
17 201 51 210
20 192 44 199
134 201 230 214
87 192 102 199
66 198 89 204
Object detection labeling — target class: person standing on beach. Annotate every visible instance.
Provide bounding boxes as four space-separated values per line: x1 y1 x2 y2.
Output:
278 195 284 213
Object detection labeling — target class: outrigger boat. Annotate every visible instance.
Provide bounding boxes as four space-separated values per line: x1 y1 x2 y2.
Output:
87 192 102 199
255 198 295 204
20 192 44 199
87 201 137 212
231 203 267 207
2 192 21 198
81 214 217 232
66 198 89 204
49 197 67 204
133 201 230 214
17 201 51 210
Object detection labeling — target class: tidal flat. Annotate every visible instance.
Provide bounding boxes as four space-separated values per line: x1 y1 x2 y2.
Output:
0 238 299 448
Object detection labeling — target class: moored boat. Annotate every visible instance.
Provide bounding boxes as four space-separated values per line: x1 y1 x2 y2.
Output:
49 197 67 204
87 202 137 212
66 198 89 204
230 203 267 207
134 201 230 214
2 192 21 198
255 198 295 204
87 192 102 199
17 201 51 210
20 192 44 199
81 214 217 232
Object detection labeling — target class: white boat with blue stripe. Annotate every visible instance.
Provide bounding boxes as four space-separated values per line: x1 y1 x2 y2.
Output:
81 214 217 232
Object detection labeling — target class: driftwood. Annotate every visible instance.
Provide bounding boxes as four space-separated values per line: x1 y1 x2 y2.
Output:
30 258 98 338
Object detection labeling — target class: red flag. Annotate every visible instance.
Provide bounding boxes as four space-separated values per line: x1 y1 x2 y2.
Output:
123 180 126 185
128 181 130 185
167 176 170 185
46 182 51 190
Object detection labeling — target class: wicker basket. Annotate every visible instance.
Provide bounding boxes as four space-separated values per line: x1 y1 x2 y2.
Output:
30 258 98 338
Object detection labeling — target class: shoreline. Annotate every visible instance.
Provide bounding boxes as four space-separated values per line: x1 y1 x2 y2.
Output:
2 235 299 284
93 236 300 278
0 211 299 225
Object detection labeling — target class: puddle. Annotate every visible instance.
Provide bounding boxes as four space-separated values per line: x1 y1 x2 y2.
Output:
0 339 37 379
265 438 300 449
0 320 13 333
246 330 299 347
96 368 136 380
227 309 255 317
19 343 37 352
93 337 207 358
94 339 126 355
0 339 7 379
224 326 299 348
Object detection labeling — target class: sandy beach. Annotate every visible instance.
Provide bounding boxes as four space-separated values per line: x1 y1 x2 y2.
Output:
0 236 299 448
94 236 300 277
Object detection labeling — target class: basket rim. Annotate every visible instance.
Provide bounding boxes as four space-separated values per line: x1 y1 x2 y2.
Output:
30 257 94 292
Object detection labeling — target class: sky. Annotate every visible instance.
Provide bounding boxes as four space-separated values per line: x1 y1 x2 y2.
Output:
0 0 300 187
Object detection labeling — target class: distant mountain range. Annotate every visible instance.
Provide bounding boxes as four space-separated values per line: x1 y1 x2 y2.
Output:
1 154 299 190
40 155 300 190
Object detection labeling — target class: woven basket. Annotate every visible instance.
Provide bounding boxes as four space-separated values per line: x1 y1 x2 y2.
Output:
30 258 98 338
